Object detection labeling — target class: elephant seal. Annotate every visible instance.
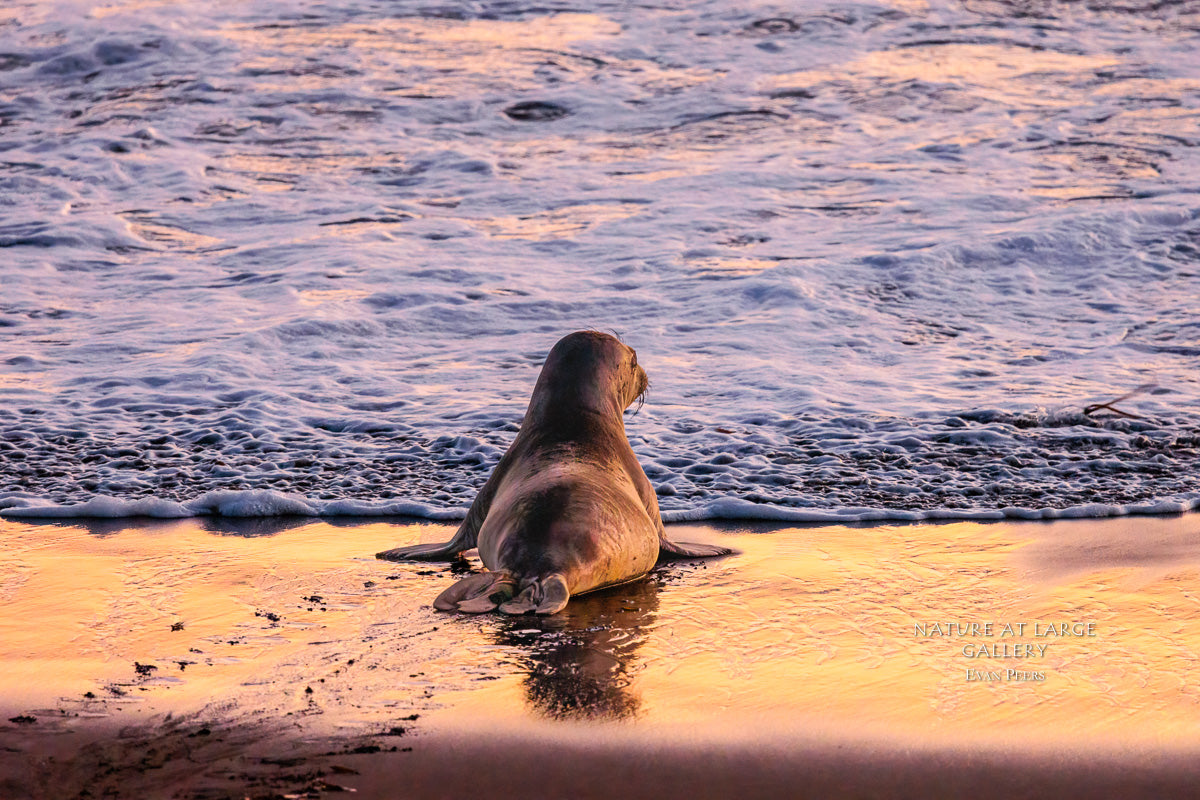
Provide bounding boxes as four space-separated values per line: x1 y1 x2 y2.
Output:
376 330 732 614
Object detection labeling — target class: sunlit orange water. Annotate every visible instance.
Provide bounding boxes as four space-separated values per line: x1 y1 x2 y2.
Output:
3 516 1198 753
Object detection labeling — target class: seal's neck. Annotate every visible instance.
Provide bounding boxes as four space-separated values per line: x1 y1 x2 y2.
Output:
526 370 626 425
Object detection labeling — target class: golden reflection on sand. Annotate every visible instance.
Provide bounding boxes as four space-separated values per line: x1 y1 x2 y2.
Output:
2 517 1199 751
639 519 1200 747
0 520 473 724
432 518 1200 748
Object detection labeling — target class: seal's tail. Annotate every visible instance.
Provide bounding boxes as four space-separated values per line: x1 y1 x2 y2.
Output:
499 574 570 615
433 570 517 613
432 571 569 615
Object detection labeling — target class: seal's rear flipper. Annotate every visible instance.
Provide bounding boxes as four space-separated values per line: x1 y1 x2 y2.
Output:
499 574 570 615
434 571 516 613
658 538 735 560
376 542 464 561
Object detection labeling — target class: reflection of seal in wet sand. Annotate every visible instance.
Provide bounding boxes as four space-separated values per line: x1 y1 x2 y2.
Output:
377 331 731 614
494 575 661 719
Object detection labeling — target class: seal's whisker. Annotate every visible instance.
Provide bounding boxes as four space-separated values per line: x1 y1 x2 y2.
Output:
631 383 647 416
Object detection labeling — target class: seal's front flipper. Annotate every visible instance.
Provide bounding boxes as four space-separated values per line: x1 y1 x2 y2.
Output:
433 571 516 613
377 501 483 561
376 541 465 561
499 574 570 615
658 537 735 560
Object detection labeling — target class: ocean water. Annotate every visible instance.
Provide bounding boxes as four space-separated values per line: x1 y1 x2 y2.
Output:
1 0 1199 522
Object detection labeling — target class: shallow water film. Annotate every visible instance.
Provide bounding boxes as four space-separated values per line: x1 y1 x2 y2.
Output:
2 0 1199 520
4 517 1200 756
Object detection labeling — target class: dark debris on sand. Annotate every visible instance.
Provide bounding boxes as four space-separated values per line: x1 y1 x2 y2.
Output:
0 713 410 800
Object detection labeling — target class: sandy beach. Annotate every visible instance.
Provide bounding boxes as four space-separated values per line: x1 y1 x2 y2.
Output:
3 0 1199 795
2 514 1200 798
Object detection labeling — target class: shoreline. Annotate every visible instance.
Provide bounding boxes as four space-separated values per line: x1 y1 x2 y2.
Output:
4 487 1200 525
3 514 1200 797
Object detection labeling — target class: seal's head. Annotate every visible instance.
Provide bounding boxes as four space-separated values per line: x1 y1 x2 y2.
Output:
528 331 647 420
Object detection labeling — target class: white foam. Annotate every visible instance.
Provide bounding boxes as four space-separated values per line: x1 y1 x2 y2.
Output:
3 489 1198 524
661 496 1200 524
182 490 318 517
2 495 192 519
316 498 468 520
0 490 466 520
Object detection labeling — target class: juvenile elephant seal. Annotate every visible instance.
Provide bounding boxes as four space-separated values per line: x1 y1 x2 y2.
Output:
376 330 731 614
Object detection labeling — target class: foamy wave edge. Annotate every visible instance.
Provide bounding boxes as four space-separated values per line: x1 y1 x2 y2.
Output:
2 489 1199 523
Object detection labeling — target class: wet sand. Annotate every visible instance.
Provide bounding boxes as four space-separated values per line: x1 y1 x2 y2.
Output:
2 515 1200 798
